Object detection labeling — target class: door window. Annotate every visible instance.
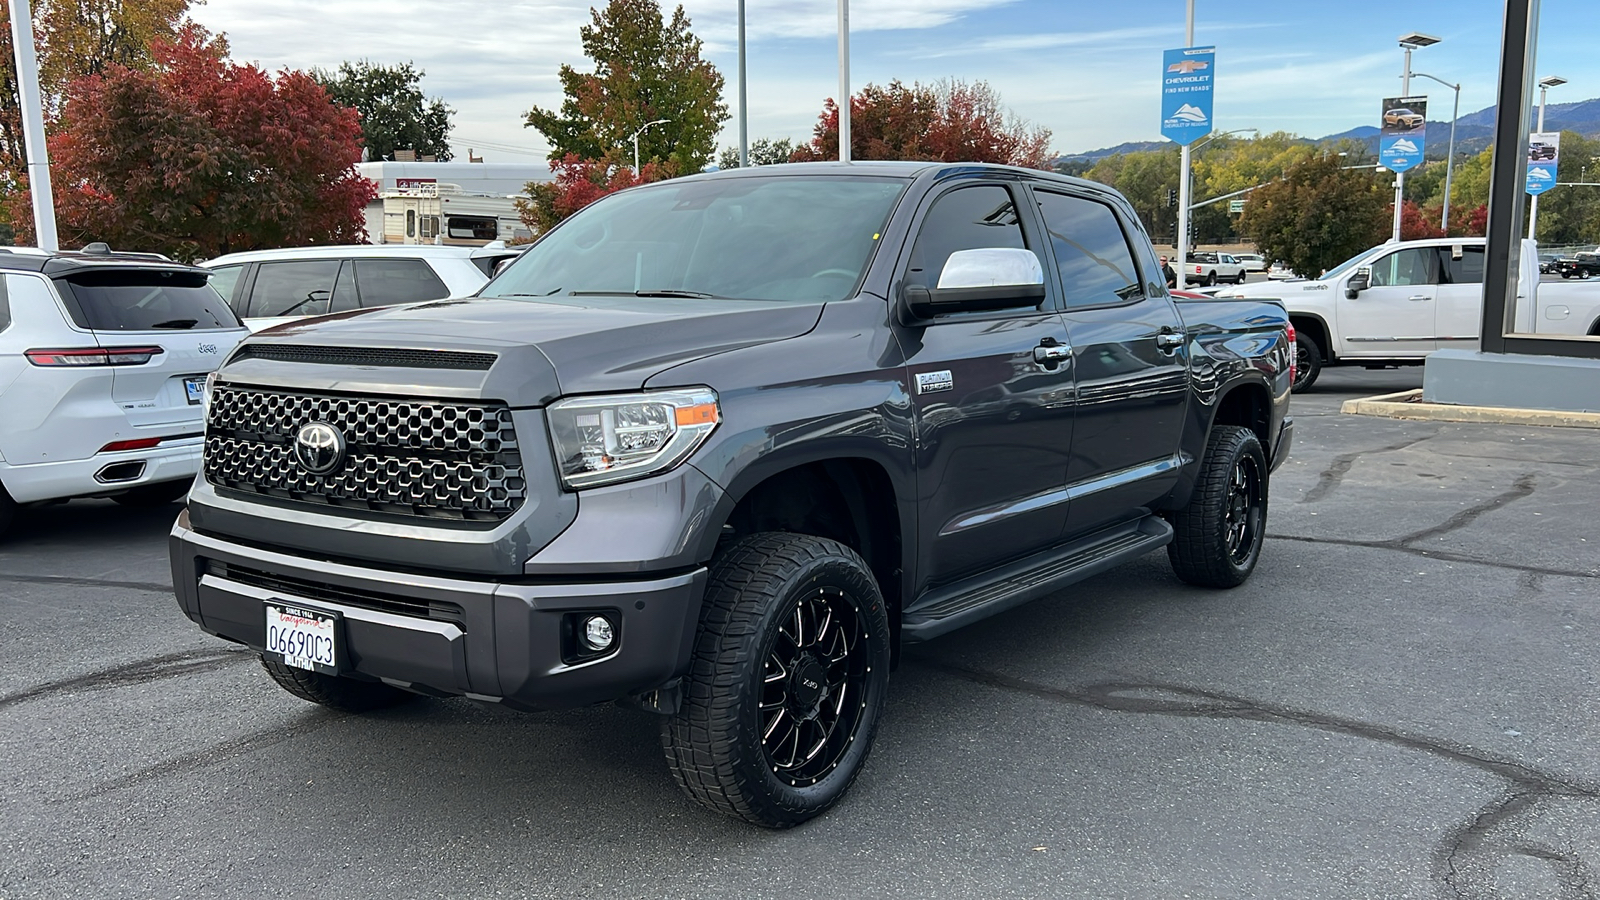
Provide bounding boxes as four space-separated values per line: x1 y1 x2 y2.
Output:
906 185 1028 291
1437 245 1486 284
1034 191 1144 308
247 260 341 318
353 259 451 306
406 209 417 238
1369 248 1438 287
207 265 245 311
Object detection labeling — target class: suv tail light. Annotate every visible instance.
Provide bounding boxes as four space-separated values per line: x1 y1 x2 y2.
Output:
1286 321 1297 387
25 346 163 366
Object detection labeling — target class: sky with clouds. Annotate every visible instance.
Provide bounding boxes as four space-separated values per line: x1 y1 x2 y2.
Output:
192 0 1600 164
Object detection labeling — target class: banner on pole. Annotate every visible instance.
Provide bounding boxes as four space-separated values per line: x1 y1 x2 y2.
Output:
1378 96 1428 172
1161 46 1216 146
1526 132 1560 196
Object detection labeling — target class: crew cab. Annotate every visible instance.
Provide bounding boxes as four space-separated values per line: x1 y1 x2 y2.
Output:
1554 248 1600 280
170 162 1292 828
1218 237 1600 390
1185 251 1247 285
0 244 246 537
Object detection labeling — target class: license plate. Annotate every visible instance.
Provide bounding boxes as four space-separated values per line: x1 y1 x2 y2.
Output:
184 376 205 405
264 603 340 674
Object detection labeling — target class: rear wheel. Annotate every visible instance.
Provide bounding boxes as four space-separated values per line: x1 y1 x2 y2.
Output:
112 480 190 507
1168 426 1269 588
259 655 419 712
1206 271 1219 286
662 532 891 828
1292 332 1323 392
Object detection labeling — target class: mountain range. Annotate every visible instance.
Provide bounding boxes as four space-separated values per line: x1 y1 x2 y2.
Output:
1064 96 1600 162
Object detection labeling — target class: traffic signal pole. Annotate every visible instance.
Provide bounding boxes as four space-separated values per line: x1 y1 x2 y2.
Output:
1174 0 1194 289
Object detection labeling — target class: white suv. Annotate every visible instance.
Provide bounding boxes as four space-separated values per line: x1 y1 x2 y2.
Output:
201 244 521 331
0 245 248 536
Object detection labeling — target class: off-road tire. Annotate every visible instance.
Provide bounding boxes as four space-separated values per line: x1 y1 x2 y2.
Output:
112 480 191 507
1292 333 1323 392
259 654 418 712
1168 426 1268 588
661 532 891 828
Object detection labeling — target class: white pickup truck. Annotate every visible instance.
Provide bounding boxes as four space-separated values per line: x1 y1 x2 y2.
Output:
1217 237 1600 390
1184 251 1248 286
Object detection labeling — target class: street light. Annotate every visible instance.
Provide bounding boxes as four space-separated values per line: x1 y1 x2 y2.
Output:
1391 32 1441 241
1412 71 1460 232
630 118 669 174
1528 75 1565 239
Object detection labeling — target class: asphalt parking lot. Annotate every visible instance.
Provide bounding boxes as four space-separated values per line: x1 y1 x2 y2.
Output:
4 366 1598 900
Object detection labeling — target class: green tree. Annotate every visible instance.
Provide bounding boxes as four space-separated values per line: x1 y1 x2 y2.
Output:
316 60 453 161
1240 153 1389 279
524 0 727 175
716 137 795 169
1448 146 1494 216
1529 131 1600 244
1086 147 1179 242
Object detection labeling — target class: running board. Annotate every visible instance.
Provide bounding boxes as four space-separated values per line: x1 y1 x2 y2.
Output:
901 515 1173 642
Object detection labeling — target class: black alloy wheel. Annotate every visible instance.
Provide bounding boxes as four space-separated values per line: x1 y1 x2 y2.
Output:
1292 334 1323 392
760 583 869 787
662 532 891 828
1167 425 1269 588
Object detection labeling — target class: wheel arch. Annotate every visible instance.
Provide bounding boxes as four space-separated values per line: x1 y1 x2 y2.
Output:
1289 312 1334 361
1207 378 1273 454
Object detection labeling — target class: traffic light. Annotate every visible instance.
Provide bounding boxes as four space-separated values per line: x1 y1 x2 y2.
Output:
1166 188 1178 208
1168 222 1179 247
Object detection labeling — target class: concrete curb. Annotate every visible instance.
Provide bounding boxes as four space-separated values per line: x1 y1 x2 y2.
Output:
1341 389 1600 429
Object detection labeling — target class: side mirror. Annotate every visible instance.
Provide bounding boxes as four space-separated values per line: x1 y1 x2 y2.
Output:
1345 267 1371 299
902 248 1046 320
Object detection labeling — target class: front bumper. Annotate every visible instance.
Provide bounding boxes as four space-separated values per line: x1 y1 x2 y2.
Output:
2 439 201 504
170 511 707 710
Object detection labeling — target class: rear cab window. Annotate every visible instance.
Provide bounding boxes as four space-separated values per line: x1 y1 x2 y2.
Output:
54 268 242 331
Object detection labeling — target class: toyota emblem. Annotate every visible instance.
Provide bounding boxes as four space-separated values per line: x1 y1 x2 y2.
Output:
293 422 346 475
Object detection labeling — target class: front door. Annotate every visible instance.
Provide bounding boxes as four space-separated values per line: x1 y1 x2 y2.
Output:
895 182 1076 588
1032 187 1190 537
1338 246 1438 356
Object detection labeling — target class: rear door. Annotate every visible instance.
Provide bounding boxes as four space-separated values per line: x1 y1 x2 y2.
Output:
53 267 247 428
1337 245 1438 356
1032 187 1190 537
1433 242 1485 348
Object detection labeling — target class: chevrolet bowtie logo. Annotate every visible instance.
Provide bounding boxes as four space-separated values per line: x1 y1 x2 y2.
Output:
1167 60 1209 74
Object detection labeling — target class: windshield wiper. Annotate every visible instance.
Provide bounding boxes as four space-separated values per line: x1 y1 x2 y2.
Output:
149 318 198 329
496 289 564 297
567 289 729 300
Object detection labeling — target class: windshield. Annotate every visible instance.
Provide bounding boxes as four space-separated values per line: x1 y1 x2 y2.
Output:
484 174 908 303
1318 249 1374 282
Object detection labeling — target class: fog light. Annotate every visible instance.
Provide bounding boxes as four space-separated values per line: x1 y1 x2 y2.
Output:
581 615 615 652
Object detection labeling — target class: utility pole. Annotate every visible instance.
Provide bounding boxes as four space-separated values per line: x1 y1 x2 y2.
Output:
1174 0 1194 289
837 0 850 163
8 0 56 250
738 0 748 167
1392 43 1413 242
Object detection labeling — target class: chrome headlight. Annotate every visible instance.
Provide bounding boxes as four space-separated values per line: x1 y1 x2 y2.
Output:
547 388 720 489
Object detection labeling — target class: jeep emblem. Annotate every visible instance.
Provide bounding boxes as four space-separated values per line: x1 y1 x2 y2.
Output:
293 422 346 475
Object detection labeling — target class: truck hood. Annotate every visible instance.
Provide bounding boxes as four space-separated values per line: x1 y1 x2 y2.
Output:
1214 279 1337 300
238 295 825 403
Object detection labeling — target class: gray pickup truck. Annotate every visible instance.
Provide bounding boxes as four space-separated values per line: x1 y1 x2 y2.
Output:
171 162 1293 827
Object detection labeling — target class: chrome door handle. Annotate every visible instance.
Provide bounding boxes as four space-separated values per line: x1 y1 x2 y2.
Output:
1033 343 1071 364
1408 295 1431 301
1155 331 1185 352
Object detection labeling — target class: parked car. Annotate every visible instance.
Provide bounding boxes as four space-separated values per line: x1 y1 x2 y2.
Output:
1384 108 1426 130
171 162 1293 828
0 243 247 537
1217 237 1600 390
201 244 522 331
1554 250 1600 280
1267 261 1298 280
1185 250 1247 285
1233 252 1269 273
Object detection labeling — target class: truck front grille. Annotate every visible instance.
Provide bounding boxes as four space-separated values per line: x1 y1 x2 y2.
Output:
203 386 527 521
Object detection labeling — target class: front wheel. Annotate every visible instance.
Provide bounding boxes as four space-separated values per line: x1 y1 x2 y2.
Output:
1292 333 1323 392
1167 426 1269 588
661 532 891 828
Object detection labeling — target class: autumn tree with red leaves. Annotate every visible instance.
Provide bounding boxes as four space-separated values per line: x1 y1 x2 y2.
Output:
793 79 1053 169
9 26 374 260
515 153 669 237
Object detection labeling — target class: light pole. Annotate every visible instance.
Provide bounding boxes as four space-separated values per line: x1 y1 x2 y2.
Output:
1174 0 1195 288
1393 32 1441 242
1182 128 1257 256
738 0 748 167
631 118 669 174
837 0 850 163
8 0 56 250
1411 71 1460 232
1528 74 1565 239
